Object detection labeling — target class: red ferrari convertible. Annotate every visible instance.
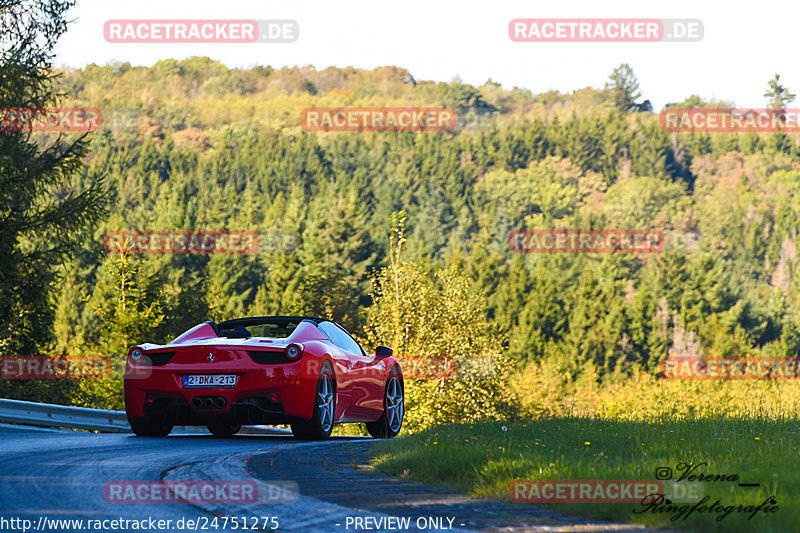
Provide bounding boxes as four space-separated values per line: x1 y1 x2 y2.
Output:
123 316 403 440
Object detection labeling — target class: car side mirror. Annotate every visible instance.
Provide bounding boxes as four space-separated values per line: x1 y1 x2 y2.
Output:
375 346 393 358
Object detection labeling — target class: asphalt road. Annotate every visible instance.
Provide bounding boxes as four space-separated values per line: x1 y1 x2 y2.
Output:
0 424 653 533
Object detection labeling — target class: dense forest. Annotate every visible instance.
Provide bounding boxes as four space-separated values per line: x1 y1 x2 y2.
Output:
3 57 800 426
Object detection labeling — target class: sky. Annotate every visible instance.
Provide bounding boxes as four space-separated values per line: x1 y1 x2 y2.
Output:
54 0 799 110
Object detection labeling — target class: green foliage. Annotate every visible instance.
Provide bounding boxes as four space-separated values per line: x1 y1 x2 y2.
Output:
372 410 800 532
764 73 796 110
436 78 496 117
74 246 166 409
88 246 165 357
666 94 735 109
0 0 107 354
0 0 108 405
604 63 650 112
4 58 800 426
364 213 518 431
298 188 377 328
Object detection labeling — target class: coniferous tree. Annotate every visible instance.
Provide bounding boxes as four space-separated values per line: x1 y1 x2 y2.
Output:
0 0 108 354
605 63 650 112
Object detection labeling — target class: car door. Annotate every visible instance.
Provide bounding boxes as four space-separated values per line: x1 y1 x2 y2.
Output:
324 342 354 421
317 321 383 417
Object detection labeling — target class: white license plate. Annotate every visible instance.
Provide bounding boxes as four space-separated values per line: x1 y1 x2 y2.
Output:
183 374 237 389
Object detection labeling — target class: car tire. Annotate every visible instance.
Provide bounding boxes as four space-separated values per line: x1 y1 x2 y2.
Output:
291 363 335 440
207 422 241 437
129 417 173 437
366 372 404 439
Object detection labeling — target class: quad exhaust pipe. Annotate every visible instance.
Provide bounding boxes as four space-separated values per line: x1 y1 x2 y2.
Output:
192 396 227 410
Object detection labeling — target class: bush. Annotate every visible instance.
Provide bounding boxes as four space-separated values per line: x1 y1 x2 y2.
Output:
364 213 518 431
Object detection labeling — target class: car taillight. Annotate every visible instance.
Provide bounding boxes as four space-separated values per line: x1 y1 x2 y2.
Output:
128 347 175 366
129 347 144 363
284 343 303 361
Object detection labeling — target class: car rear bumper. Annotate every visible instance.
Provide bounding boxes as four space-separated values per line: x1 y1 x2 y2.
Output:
123 362 316 424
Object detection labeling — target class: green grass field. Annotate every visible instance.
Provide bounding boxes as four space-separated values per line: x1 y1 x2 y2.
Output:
371 417 798 532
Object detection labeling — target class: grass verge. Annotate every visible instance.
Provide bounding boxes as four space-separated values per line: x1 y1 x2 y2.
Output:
370 417 798 532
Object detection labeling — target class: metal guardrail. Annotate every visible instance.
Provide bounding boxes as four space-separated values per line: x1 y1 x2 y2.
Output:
0 398 130 432
0 398 292 435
